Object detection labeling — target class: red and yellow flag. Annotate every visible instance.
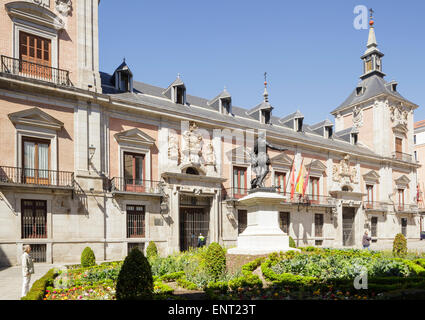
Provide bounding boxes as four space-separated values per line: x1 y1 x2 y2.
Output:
295 158 305 194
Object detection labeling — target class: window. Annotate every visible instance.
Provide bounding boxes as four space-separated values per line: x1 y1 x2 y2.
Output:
124 152 145 192
325 126 333 139
356 86 364 96
279 212 290 234
365 59 372 73
414 151 417 161
238 210 247 234
261 110 271 124
371 217 378 238
395 138 403 159
309 177 320 203
19 31 51 78
128 242 145 253
222 100 231 115
274 172 286 194
21 200 47 239
233 167 247 198
126 205 145 238
28 244 47 263
366 185 374 208
414 135 417 145
176 86 185 104
22 137 50 185
398 189 405 211
296 118 303 132
351 133 358 145
401 218 407 237
314 214 324 237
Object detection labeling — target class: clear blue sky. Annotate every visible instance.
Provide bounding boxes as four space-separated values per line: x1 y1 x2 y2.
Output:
98 1 425 125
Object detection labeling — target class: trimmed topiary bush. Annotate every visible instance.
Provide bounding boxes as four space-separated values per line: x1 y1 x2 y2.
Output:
146 241 158 260
205 242 226 281
81 247 96 268
393 233 408 258
116 248 153 300
289 236 296 248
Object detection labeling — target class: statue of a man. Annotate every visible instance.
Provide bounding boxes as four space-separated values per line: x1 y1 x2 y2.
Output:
249 131 286 189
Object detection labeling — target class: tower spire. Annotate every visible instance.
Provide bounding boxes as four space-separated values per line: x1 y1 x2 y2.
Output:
360 8 385 80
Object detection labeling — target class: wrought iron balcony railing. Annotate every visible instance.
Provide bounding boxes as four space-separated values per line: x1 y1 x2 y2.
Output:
363 201 388 211
392 151 413 163
109 177 162 194
221 187 335 207
0 166 74 188
1 55 72 87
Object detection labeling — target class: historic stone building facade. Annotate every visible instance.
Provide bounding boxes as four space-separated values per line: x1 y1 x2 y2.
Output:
0 1 422 266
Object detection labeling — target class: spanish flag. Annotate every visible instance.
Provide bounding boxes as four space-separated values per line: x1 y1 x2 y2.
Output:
295 158 305 194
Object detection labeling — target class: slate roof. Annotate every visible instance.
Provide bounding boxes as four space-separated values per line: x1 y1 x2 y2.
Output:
331 74 416 114
99 71 381 159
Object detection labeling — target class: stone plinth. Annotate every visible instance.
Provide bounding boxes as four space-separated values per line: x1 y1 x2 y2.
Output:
228 191 299 255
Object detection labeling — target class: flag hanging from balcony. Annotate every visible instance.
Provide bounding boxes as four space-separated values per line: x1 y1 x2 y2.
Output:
295 158 305 194
302 159 312 197
289 157 296 200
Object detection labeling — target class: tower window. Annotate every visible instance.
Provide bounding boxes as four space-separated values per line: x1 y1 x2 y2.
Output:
222 100 231 115
351 133 358 145
262 110 271 124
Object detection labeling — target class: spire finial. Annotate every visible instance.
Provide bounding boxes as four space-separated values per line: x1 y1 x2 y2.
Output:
263 72 269 103
369 8 374 27
177 73 181 79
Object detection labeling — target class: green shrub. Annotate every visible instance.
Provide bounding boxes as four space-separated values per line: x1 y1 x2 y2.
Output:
21 269 58 300
176 276 199 291
160 271 185 282
205 242 226 281
116 248 153 300
393 233 407 258
81 247 96 268
289 236 296 248
206 281 229 294
414 259 425 269
228 274 262 291
146 241 159 260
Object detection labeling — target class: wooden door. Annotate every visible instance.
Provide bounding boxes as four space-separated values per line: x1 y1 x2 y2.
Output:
19 32 52 79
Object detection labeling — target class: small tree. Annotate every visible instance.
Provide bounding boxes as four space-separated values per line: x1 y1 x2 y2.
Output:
205 242 226 281
146 241 158 260
81 247 96 267
289 236 296 248
393 233 407 258
116 248 153 300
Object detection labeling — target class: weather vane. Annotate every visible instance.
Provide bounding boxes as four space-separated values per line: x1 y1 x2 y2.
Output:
264 72 267 87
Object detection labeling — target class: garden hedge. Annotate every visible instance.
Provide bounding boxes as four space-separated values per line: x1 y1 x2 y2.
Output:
205 242 226 281
21 268 58 300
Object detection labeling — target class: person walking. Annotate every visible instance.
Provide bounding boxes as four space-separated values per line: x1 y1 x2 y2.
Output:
197 233 206 247
362 231 372 250
21 244 34 298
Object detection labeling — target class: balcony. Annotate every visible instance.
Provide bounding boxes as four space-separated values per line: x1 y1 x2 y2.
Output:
392 151 413 163
363 201 388 212
222 187 336 208
0 55 72 87
396 204 418 213
109 177 162 195
0 166 74 189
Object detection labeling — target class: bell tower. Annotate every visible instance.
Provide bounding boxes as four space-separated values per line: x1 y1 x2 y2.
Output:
360 9 385 80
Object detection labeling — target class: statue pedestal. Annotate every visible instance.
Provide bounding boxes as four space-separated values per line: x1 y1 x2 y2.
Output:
228 191 299 255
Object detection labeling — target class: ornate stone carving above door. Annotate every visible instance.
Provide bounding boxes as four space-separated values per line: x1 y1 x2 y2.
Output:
332 155 358 185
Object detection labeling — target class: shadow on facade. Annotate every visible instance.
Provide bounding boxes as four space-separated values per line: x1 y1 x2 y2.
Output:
0 247 12 269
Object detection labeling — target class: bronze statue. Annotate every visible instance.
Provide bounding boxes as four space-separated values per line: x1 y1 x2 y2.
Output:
249 131 287 189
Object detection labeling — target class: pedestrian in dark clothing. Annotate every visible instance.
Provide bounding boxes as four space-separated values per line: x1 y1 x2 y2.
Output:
362 231 372 250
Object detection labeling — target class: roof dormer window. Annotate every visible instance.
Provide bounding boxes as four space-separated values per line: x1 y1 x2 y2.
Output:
175 86 185 105
356 86 364 96
112 59 133 93
221 99 231 115
351 133 358 145
262 110 271 125
391 83 397 92
295 117 303 132
325 126 333 139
